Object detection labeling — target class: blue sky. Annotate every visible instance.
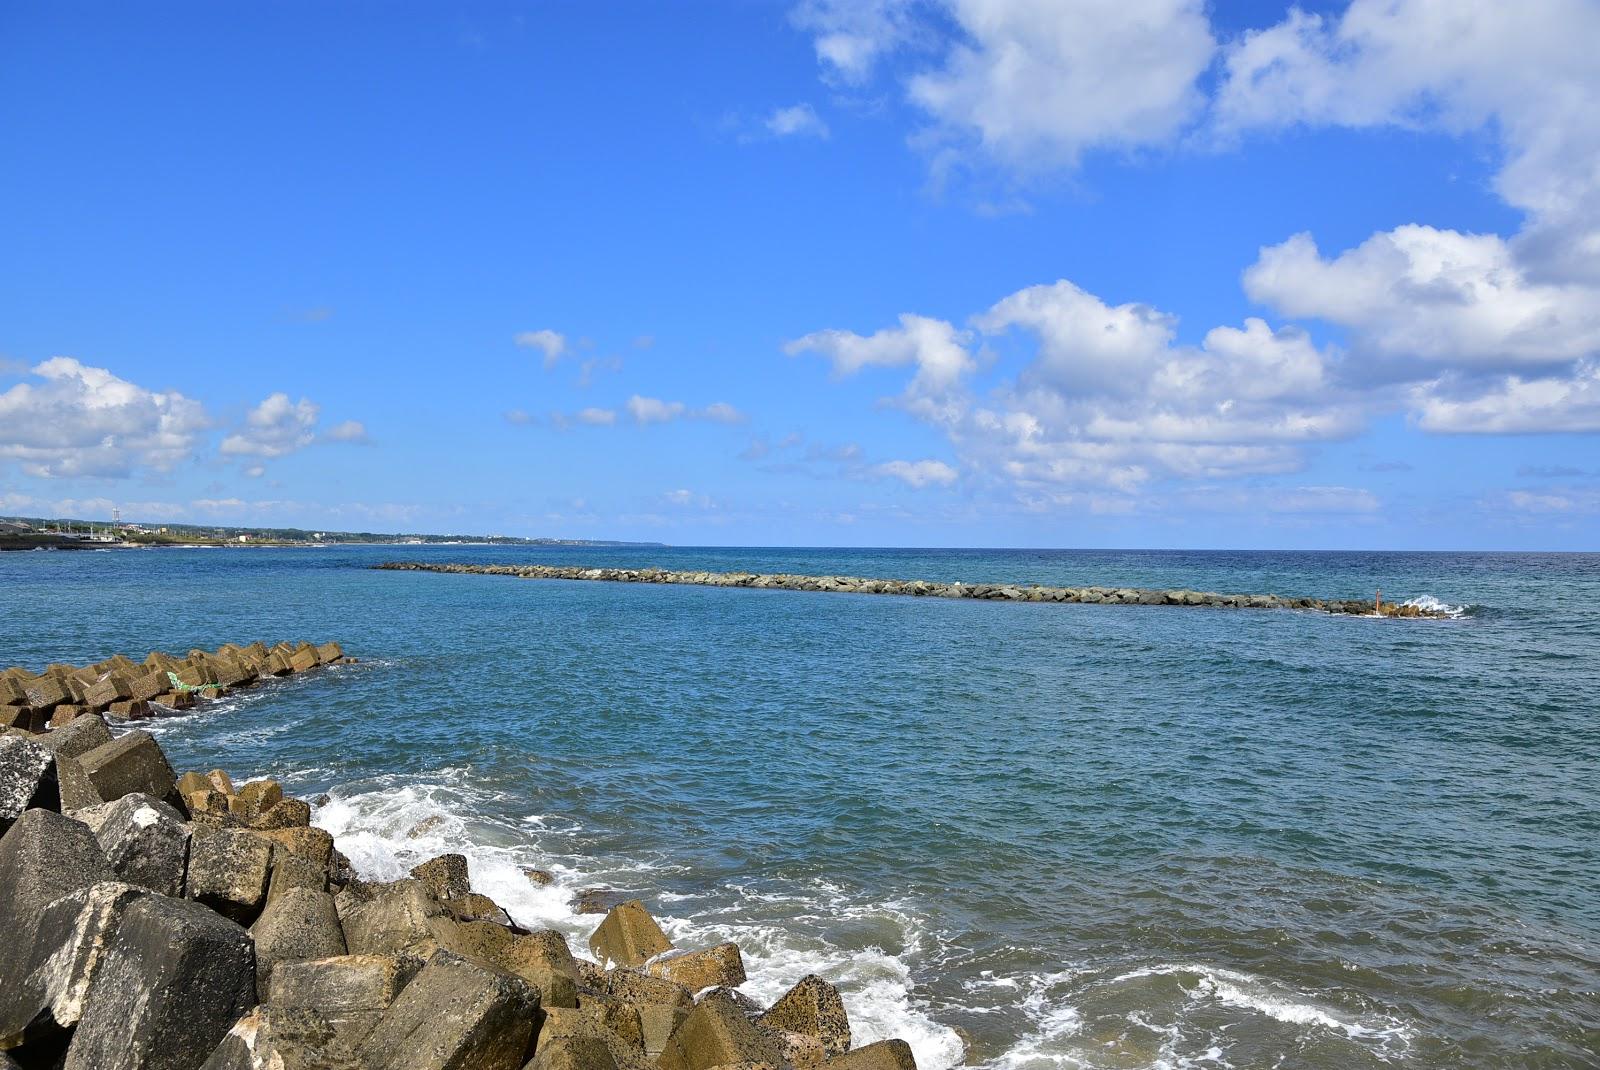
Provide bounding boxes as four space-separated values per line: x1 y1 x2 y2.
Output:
2 1 1597 549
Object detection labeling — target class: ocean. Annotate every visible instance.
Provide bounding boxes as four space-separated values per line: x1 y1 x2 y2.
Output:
3 545 1597 1068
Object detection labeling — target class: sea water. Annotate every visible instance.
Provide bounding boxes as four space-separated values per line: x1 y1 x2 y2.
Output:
3 546 1597 1068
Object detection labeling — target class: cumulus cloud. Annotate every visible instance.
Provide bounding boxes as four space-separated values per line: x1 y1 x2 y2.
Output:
876 458 958 487
0 357 207 478
1412 361 1600 433
790 0 924 84
516 329 567 369
220 394 320 458
1213 0 1600 283
1245 226 1600 372
791 279 1362 495
766 103 831 138
626 396 686 424
577 407 617 426
323 419 370 443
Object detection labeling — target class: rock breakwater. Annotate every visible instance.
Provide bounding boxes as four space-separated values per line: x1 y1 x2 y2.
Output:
0 654 924 1070
374 561 1451 618
1 640 351 734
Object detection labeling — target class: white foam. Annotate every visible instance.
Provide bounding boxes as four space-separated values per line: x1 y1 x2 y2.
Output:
1400 594 1468 618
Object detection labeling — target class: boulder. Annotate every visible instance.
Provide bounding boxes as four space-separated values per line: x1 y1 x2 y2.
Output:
412 852 471 900
828 1040 918 1070
336 878 449 957
0 734 58 833
0 880 147 1050
655 991 785 1070
186 827 274 922
588 900 673 968
646 944 746 992
199 1005 363 1070
528 1035 619 1070
250 887 348 987
269 953 424 1048
66 729 183 810
62 893 257 1070
38 714 114 810
755 975 850 1057
83 792 191 896
359 949 541 1070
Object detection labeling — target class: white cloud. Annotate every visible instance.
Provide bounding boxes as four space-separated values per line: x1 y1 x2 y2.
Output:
1245 226 1600 371
626 396 687 424
766 103 831 139
577 407 617 426
1213 0 1600 283
909 0 1215 170
220 393 320 458
790 0 922 84
1413 361 1600 433
323 419 370 443
700 402 746 424
516 329 567 369
0 357 207 478
876 458 958 487
791 278 1359 495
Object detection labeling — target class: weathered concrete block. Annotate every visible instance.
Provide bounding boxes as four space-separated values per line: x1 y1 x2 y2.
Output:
63 894 256 1070
105 699 154 721
179 770 211 796
336 878 448 957
37 713 113 810
411 852 471 900
828 1039 918 1070
268 953 423 1048
359 949 540 1070
0 810 113 964
186 827 273 922
755 974 850 1057
0 734 58 833
228 778 283 823
22 676 68 711
646 943 746 992
208 768 237 794
655 991 785 1070
250 887 348 987
566 994 648 1051
437 919 579 1008
589 900 674 968
127 669 167 704
602 968 694 1010
447 890 513 927
529 1035 620 1070
636 1005 690 1058
316 641 343 664
69 729 182 810
0 880 146 1050
84 673 132 710
49 705 88 729
289 646 319 672
85 792 191 896
198 1005 362 1070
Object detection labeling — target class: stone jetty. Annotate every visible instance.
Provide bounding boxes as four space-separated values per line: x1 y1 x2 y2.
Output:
1 641 351 734
375 561 1448 618
0 652 922 1070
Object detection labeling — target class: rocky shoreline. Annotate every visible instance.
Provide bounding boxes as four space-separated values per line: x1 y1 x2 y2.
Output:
374 561 1450 618
0 646 922 1070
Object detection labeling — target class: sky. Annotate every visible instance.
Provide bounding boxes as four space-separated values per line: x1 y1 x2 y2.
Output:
2 1 1598 550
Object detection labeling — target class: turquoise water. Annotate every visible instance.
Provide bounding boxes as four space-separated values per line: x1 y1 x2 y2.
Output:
3 546 1598 1068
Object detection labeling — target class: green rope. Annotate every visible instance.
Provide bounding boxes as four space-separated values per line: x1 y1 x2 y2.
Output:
166 671 220 694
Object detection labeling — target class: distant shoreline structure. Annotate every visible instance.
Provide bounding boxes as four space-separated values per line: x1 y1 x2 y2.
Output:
374 561 1460 618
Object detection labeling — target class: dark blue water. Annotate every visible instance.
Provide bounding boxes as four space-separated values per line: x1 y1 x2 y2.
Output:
3 546 1597 1068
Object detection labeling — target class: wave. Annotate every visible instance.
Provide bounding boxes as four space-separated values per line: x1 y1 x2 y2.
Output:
1399 594 1470 618
311 771 966 1070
